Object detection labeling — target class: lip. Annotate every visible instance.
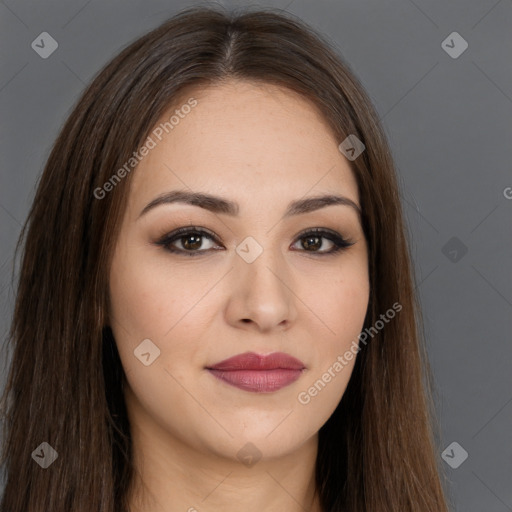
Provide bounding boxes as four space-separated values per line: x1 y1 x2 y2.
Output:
206 351 306 393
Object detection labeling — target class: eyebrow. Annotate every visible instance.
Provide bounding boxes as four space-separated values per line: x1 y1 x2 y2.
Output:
138 190 362 222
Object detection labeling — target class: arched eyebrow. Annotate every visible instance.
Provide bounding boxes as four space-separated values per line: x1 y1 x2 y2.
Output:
138 190 362 223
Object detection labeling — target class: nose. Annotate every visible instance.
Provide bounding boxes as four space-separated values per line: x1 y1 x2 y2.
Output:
224 246 298 333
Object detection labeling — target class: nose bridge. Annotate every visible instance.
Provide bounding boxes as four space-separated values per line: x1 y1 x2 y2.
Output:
228 235 296 330
236 235 288 296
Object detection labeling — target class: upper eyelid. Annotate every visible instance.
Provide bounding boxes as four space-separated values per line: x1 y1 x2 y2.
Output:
159 225 345 238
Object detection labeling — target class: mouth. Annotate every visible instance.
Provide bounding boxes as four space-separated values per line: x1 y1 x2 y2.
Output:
205 351 306 393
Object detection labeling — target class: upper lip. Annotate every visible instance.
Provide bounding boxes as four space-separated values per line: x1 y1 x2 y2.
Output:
206 351 306 371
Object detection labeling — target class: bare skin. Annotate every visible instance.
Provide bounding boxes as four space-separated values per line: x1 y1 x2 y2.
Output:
108 79 369 512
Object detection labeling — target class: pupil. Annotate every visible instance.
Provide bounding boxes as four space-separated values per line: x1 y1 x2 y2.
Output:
183 234 202 250
304 236 321 251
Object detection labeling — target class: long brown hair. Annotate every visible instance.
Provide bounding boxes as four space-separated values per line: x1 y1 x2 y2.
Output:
0 5 451 511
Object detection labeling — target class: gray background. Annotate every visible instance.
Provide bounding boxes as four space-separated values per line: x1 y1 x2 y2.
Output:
0 0 511 510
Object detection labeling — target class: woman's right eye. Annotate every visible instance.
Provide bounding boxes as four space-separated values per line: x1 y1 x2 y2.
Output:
155 227 222 256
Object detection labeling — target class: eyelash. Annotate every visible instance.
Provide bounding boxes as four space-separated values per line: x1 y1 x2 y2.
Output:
155 226 355 257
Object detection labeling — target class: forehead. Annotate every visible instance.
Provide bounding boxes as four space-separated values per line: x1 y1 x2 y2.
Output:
127 80 359 214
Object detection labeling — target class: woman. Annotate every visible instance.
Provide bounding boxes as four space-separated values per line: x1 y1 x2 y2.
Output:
0 6 451 511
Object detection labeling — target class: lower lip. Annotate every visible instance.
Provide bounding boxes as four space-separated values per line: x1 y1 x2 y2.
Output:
207 369 304 393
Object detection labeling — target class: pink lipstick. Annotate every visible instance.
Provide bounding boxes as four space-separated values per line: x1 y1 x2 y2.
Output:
206 351 305 393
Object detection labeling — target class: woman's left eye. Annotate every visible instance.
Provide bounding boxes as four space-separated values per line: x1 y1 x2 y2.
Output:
155 226 354 256
291 228 355 254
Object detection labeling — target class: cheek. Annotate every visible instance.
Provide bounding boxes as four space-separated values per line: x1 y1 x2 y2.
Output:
295 273 368 417
109 247 203 335
109 260 169 337
311 267 369 342
304 264 368 398
108 248 218 377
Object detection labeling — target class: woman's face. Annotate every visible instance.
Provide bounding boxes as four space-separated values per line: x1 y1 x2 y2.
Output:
109 79 369 462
